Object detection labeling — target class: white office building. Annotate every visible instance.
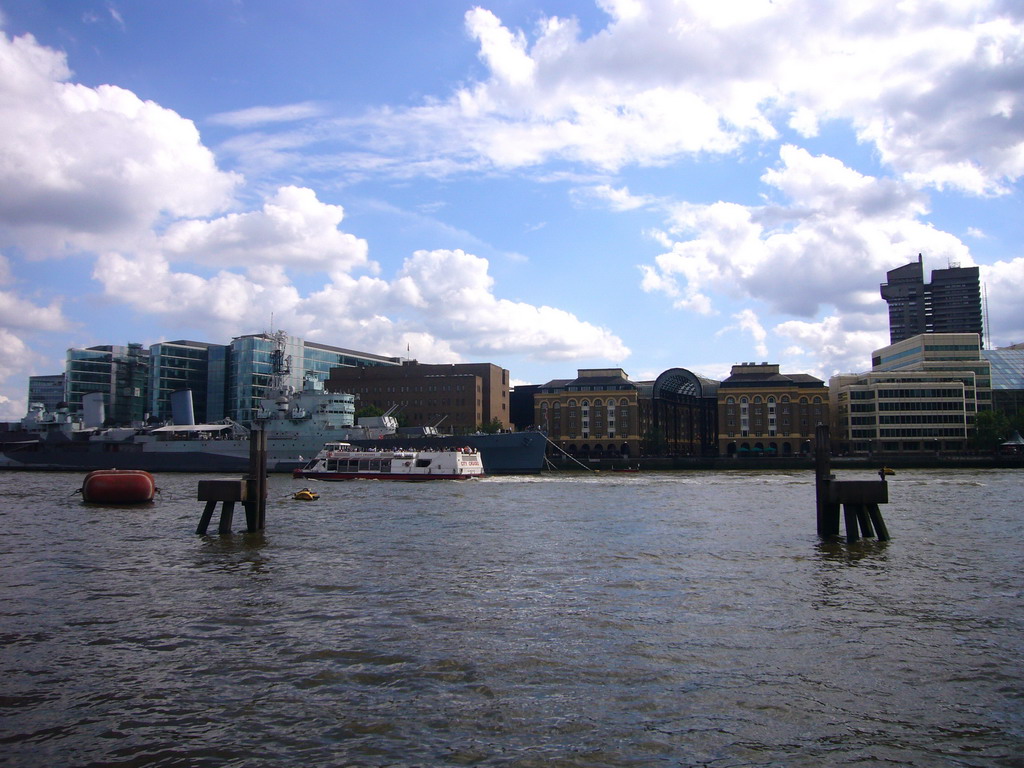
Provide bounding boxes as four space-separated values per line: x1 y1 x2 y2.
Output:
830 333 990 454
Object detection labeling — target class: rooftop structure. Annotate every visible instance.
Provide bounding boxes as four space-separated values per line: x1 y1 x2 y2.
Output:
880 254 983 344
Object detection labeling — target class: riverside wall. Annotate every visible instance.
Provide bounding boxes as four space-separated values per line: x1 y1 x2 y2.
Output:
546 453 1024 472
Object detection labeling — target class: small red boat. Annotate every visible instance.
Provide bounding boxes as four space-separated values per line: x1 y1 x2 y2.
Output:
80 469 157 504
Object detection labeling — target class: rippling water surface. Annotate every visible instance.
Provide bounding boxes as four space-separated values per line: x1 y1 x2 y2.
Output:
1 468 1022 767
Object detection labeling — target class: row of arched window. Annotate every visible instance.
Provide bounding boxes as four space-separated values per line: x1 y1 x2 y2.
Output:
540 398 632 409
564 443 631 458
725 395 823 405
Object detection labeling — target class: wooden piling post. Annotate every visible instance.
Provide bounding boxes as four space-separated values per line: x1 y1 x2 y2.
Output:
218 501 236 535
197 500 217 535
242 425 267 533
843 503 860 543
196 479 246 535
867 503 890 541
854 503 875 538
196 427 267 535
815 423 893 542
815 424 841 538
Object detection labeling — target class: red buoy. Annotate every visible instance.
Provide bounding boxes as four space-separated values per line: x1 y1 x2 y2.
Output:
81 469 157 504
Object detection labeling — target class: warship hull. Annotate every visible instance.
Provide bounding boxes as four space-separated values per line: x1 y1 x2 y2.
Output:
0 430 548 475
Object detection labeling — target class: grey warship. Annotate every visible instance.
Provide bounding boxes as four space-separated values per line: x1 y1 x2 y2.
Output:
0 377 547 474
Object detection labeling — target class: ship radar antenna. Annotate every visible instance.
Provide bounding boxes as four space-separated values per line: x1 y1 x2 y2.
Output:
269 331 292 391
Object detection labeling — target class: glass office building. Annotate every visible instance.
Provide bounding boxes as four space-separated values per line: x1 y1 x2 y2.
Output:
65 344 150 424
51 332 400 427
227 334 293 424
206 345 228 423
27 374 66 412
226 333 401 423
148 340 228 423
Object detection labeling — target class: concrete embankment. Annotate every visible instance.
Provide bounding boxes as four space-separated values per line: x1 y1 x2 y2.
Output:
546 454 1024 472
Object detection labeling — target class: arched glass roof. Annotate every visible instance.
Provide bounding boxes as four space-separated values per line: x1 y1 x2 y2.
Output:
653 368 719 400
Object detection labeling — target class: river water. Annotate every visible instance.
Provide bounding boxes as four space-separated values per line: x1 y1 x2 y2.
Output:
1 468 1022 767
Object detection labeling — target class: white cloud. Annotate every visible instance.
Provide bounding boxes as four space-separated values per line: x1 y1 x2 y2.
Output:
466 7 536 88
788 107 820 138
642 146 972 319
93 250 304 336
217 1 1024 194
639 145 985 371
717 308 768 359
0 29 630 379
577 184 660 211
981 258 1024 346
0 254 71 333
0 252 69 419
158 186 372 278
774 315 889 379
0 327 45 420
93 244 630 365
208 102 326 128
0 290 69 332
597 0 647 24
389 248 631 361
0 30 240 256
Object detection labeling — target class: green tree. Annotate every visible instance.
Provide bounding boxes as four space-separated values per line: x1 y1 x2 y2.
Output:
971 409 1011 451
477 418 504 434
1010 409 1024 437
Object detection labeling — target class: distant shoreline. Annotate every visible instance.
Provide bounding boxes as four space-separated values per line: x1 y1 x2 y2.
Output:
3 453 1021 474
547 454 1024 472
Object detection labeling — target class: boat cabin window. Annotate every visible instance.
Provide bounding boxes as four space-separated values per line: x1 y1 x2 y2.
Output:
415 458 432 468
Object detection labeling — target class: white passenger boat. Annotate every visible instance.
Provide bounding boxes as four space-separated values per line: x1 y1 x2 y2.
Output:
293 442 484 481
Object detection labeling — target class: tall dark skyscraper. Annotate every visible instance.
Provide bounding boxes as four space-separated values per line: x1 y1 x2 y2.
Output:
880 254 983 344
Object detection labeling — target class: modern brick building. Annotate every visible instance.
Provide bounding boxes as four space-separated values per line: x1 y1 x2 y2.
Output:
717 363 828 456
534 368 644 458
326 360 511 434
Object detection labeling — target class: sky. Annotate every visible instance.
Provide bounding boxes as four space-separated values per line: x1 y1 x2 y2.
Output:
1 0 1023 420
